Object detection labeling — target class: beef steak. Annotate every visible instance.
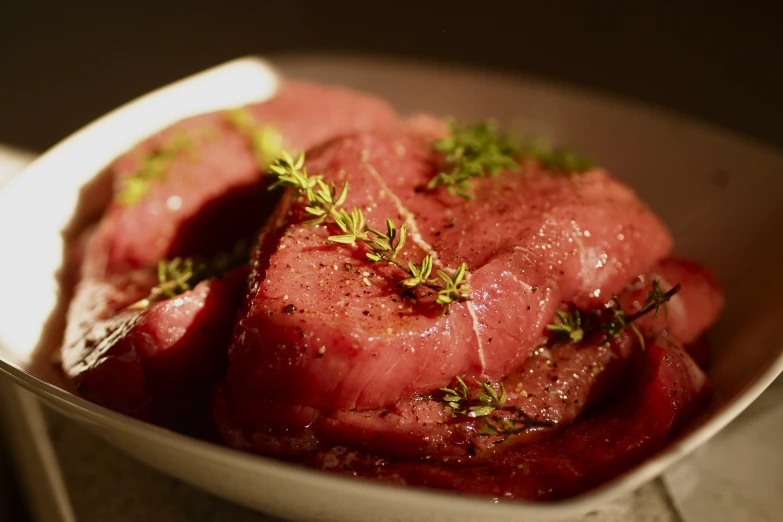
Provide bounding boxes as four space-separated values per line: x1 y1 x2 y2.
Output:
220 122 674 439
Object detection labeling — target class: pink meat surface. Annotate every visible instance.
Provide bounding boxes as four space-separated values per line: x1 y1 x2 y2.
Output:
83 80 398 278
63 268 247 427
63 80 398 427
633 257 724 344
220 123 674 441
313 339 710 501
58 77 723 500
316 257 723 462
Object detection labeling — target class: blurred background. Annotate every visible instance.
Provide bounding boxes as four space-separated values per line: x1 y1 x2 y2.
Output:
1 2 782 152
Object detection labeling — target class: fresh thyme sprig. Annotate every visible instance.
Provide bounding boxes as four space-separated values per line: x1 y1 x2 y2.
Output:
116 133 192 206
440 377 553 440
225 107 283 169
547 309 585 343
428 120 519 199
268 151 471 309
441 376 509 418
517 137 594 173
129 240 249 309
546 280 682 349
428 120 595 199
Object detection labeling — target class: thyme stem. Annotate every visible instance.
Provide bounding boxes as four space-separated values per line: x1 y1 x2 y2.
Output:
224 107 283 169
428 120 519 199
128 240 249 310
440 377 554 440
546 280 682 349
267 151 471 309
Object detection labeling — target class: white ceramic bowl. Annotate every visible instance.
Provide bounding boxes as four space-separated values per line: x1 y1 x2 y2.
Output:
1 55 782 522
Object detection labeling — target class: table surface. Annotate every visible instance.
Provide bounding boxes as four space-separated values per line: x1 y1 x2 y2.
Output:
1 146 781 522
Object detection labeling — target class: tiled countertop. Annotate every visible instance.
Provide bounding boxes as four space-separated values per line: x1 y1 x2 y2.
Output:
0 146 780 522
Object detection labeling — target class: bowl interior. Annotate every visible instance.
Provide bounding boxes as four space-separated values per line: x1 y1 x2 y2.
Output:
0 54 782 522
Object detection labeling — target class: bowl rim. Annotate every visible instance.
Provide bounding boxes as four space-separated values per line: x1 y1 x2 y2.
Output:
1 54 782 518
4 338 783 518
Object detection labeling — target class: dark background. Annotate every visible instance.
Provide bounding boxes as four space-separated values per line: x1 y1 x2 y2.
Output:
1 2 782 152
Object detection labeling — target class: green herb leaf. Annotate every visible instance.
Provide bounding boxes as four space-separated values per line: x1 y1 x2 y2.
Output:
435 262 471 306
439 377 553 440
517 137 594 173
546 280 682 349
546 309 585 342
428 120 595 199
225 107 283 170
115 133 192 206
328 234 359 244
429 120 519 199
470 405 496 417
266 152 471 310
129 240 249 309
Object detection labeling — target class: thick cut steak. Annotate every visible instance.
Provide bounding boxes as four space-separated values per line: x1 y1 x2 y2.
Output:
221 123 674 437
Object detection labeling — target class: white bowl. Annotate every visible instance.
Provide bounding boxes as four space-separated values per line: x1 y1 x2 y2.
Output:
1 55 782 522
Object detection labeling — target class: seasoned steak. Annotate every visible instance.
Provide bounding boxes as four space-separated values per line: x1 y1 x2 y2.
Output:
220 123 674 440
316 257 722 462
363 339 710 500
58 76 724 501
65 268 247 426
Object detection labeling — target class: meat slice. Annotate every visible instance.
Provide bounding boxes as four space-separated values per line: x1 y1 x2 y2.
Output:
83 80 398 278
219 123 674 441
63 267 247 428
317 339 710 501
63 81 398 428
632 257 724 345
317 257 723 462
62 182 271 428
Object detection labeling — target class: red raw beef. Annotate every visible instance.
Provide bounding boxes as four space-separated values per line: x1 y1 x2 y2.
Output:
315 339 710 501
63 81 398 428
65 268 247 427
312 257 723 462
632 257 724 345
83 80 398 278
220 123 674 440
60 77 724 500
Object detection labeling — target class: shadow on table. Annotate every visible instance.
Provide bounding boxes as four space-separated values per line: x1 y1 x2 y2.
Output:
0 424 31 522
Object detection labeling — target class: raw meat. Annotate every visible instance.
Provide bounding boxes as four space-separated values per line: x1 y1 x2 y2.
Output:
60 81 724 500
317 257 722 462
62 81 398 428
83 80 398 278
66 268 247 427
216 257 721 459
221 124 674 436
365 339 710 500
